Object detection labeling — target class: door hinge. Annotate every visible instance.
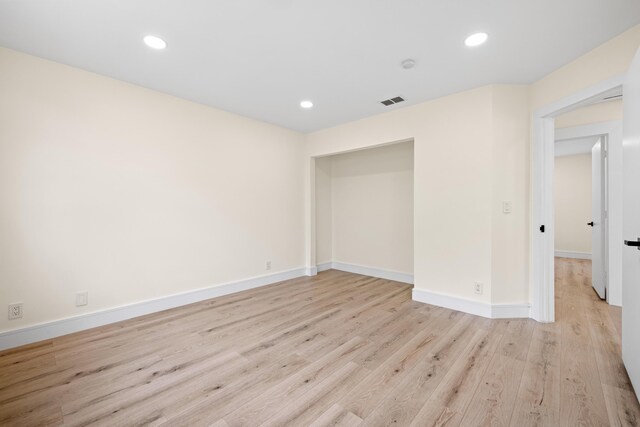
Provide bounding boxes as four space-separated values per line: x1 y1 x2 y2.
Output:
540 225 545 233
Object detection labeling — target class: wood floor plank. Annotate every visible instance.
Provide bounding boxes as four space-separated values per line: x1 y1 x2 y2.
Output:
308 404 363 427
510 328 562 427
346 314 478 424
403 327 503 426
336 308 461 420
223 337 368 426
258 362 369 427
602 384 640 427
559 339 609 426
458 320 535 427
157 353 311 425
62 350 245 426
0 261 638 426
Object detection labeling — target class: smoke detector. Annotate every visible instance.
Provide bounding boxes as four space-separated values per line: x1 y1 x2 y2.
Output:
401 59 416 70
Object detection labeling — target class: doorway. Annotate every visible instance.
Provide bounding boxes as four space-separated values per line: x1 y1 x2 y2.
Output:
554 129 614 302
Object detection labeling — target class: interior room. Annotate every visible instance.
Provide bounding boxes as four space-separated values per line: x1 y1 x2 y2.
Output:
1 1 640 425
554 150 594 261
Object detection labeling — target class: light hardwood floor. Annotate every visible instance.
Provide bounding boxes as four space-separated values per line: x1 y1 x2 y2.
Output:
0 258 638 426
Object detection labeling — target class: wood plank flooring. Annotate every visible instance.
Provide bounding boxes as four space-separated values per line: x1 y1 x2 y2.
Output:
0 258 638 426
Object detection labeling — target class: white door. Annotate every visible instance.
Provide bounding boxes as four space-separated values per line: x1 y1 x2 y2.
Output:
622 47 640 396
591 138 606 299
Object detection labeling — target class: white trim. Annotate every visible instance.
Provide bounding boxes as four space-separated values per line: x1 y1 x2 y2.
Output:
305 266 318 276
535 75 626 118
318 261 414 284
531 74 625 323
555 121 622 140
490 304 532 319
412 289 491 317
555 251 592 260
531 116 555 322
411 289 530 319
554 136 600 156
0 267 306 351
316 262 333 272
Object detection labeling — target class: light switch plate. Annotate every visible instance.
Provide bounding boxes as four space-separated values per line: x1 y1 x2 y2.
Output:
76 291 88 307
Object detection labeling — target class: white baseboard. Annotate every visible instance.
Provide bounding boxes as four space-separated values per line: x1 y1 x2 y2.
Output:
555 251 592 260
412 289 530 319
490 304 532 319
305 266 318 276
316 262 333 272
317 261 413 284
0 267 306 351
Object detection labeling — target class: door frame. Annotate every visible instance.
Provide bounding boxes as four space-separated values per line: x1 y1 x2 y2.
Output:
531 74 625 322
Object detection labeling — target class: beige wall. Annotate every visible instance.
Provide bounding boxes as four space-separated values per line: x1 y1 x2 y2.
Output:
2 23 639 333
530 26 640 112
307 24 640 308
0 47 306 332
315 142 414 274
490 86 531 304
308 85 530 305
315 157 333 264
554 154 593 254
528 26 639 307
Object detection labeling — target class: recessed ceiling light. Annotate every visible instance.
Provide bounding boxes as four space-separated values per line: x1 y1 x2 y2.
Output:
300 100 313 109
464 32 488 47
143 35 167 50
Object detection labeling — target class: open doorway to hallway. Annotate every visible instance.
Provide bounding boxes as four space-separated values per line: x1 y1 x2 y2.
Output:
531 79 624 324
553 95 623 306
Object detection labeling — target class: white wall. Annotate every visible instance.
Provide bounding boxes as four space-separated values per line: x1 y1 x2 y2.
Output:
554 154 593 255
316 142 414 274
0 47 306 333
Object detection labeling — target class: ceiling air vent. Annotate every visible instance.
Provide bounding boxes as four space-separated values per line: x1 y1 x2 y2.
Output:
380 96 405 106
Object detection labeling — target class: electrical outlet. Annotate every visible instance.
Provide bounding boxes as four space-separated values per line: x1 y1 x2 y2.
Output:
266 261 271 271
474 282 483 295
76 291 88 307
8 303 23 320
502 201 513 214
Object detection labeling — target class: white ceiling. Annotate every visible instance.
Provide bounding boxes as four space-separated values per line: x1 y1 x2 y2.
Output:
1 1 639 132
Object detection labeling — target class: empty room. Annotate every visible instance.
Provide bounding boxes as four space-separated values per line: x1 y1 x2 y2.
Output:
1 1 640 426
